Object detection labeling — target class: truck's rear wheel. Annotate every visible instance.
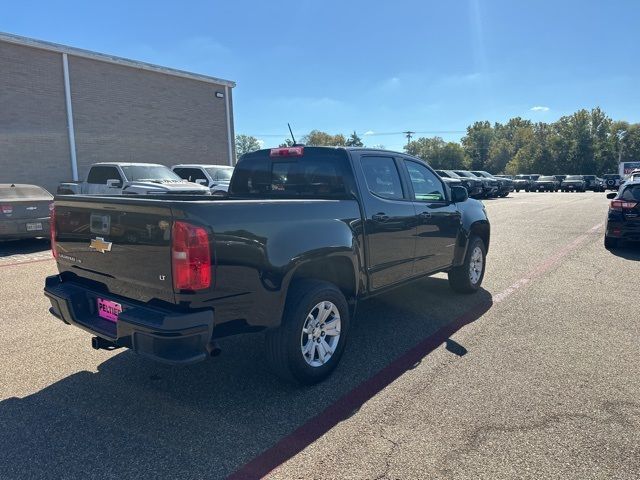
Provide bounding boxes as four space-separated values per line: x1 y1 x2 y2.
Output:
265 280 349 385
448 236 486 293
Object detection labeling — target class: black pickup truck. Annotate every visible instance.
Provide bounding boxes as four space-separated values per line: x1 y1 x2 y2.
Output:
45 147 490 384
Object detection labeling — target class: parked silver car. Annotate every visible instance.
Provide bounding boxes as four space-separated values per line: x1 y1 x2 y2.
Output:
0 184 53 240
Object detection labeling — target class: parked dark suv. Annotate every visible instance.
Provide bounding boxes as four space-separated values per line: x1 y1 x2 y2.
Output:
454 170 498 198
582 175 603 192
513 175 534 192
561 175 586 192
603 174 623 191
604 180 640 248
435 170 483 198
471 171 514 197
533 176 559 192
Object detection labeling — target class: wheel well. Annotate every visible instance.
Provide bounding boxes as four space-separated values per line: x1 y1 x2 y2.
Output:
291 257 356 302
470 222 490 253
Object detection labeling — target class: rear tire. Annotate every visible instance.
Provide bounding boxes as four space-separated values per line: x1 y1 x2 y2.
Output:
448 236 486 294
604 236 619 249
264 280 350 385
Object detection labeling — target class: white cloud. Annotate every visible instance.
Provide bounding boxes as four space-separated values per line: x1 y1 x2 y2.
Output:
364 130 375 136
530 106 550 112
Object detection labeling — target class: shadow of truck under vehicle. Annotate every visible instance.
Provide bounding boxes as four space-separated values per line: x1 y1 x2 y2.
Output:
0 277 492 480
0 238 50 256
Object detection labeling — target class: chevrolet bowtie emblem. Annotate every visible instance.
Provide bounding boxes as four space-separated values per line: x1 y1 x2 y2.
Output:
89 237 112 253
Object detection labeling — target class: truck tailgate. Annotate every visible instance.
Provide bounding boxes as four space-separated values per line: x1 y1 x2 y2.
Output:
53 196 176 304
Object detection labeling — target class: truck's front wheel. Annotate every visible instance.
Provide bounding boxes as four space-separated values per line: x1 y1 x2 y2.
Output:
448 236 486 293
265 280 350 385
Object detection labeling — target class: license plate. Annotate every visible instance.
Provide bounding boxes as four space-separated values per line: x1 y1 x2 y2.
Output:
97 298 122 323
26 222 43 231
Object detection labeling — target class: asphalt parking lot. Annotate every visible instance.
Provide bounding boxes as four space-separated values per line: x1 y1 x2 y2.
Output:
1 192 639 480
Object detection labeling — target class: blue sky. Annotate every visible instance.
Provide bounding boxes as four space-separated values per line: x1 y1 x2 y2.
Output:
3 0 640 151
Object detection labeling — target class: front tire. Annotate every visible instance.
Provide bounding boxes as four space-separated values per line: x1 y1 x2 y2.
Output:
265 280 350 385
448 236 486 294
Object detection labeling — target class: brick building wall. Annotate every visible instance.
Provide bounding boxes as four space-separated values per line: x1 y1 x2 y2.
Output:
0 41 72 191
0 35 235 193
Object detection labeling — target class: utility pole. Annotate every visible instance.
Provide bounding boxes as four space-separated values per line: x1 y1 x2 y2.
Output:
617 131 626 164
403 131 415 146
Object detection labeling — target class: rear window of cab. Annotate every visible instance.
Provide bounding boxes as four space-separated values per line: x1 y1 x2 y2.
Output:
230 148 352 199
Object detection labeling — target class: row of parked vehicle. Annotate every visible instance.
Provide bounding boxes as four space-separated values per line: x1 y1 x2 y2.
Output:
433 170 626 200
496 174 625 193
435 170 514 199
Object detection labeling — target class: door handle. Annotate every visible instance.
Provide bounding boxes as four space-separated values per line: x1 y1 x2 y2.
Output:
418 211 432 219
372 213 389 222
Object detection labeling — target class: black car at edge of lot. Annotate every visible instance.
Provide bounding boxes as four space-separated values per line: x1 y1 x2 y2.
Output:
604 179 640 249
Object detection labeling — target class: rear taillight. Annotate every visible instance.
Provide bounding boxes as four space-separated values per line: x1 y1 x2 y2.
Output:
171 221 211 291
49 203 57 258
610 200 638 211
1 205 13 215
270 146 304 157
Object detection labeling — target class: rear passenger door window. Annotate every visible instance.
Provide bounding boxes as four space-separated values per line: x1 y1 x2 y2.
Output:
360 156 404 200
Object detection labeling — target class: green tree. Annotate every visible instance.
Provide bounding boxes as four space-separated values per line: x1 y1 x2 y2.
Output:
345 131 364 147
461 121 493 170
619 124 640 164
302 130 347 146
235 134 261 157
278 138 295 148
405 136 468 169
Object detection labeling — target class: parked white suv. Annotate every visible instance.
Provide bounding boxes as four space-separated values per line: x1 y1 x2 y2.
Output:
57 163 210 196
172 164 235 196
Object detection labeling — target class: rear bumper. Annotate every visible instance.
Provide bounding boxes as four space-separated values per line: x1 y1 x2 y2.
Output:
0 218 50 240
606 218 640 242
44 275 214 365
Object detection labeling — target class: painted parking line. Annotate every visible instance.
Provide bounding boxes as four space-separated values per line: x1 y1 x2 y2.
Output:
0 252 54 267
228 222 604 480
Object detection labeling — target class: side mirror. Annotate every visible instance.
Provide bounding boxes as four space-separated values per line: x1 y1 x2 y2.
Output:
451 185 469 203
195 178 208 186
106 179 122 188
606 192 616 199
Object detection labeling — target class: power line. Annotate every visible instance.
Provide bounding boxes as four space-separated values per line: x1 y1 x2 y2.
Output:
244 129 466 138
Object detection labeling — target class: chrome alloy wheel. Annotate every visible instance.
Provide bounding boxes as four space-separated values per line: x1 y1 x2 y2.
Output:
300 301 341 367
469 246 484 285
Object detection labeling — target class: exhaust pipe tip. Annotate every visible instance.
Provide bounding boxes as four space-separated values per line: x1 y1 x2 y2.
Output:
206 341 222 357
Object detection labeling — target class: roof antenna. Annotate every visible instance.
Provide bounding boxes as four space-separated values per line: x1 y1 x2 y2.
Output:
287 123 297 145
